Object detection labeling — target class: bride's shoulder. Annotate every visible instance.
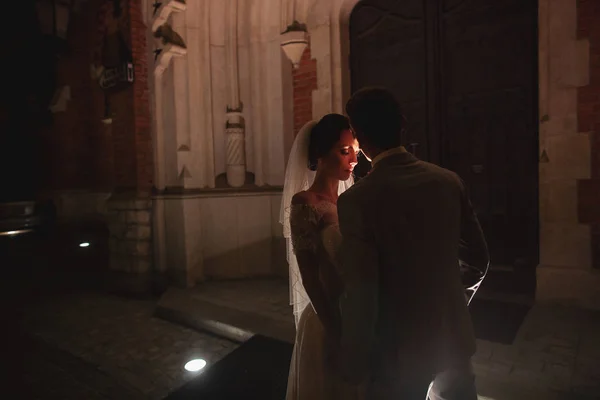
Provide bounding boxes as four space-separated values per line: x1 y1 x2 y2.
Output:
290 192 321 224
291 191 319 206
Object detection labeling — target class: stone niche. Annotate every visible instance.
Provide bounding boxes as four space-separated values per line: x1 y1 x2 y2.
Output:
147 0 294 287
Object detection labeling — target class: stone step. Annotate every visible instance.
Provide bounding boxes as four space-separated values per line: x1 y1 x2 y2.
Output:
155 285 295 344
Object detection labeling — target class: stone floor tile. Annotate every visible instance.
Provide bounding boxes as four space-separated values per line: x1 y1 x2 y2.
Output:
20 290 239 399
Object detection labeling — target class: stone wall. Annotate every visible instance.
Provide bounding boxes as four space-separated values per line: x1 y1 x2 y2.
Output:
577 0 600 270
154 191 286 287
536 0 600 309
107 195 154 293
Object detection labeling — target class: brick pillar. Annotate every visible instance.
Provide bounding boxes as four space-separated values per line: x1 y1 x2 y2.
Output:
105 0 155 294
293 41 318 136
105 0 152 191
107 196 153 293
577 0 600 269
130 0 152 191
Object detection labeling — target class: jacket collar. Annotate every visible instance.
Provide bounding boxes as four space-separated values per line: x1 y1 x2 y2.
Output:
371 146 408 167
369 147 419 174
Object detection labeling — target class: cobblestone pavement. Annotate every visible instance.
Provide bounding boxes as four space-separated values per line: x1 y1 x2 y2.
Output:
472 304 600 398
162 279 600 399
20 290 239 400
13 276 600 400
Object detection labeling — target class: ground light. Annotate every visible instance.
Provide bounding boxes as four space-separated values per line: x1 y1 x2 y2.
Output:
184 359 207 372
79 242 90 248
0 229 33 236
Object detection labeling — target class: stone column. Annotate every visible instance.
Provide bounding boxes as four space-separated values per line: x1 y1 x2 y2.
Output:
151 0 187 280
186 0 216 188
225 0 247 188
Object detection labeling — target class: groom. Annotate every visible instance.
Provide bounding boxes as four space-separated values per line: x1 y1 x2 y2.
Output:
336 87 489 399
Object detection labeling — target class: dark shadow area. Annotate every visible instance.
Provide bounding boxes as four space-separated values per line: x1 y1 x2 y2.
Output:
469 298 531 344
479 267 537 296
19 333 146 400
1 221 110 294
469 266 535 344
2 220 110 395
165 335 293 400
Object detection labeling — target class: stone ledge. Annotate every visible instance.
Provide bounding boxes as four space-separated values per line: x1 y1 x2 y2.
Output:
536 265 600 310
155 303 254 344
154 185 282 200
106 198 152 212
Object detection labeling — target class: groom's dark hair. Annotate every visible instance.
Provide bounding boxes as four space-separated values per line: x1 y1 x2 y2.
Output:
345 87 405 150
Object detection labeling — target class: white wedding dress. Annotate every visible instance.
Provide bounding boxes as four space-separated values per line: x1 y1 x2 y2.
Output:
286 201 366 400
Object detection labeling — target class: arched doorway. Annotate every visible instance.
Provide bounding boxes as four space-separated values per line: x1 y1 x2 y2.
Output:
349 0 539 273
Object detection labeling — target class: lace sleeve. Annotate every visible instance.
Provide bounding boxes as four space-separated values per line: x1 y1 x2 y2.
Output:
290 204 320 254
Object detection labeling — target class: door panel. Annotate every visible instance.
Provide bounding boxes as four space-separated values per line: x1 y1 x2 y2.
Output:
350 0 429 177
441 0 538 265
349 0 539 266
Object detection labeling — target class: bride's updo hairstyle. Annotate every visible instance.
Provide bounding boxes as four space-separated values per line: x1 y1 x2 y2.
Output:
307 113 352 171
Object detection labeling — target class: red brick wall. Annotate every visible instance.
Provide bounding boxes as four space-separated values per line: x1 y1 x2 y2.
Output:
41 0 152 194
41 0 111 192
103 0 152 192
128 0 153 191
293 42 318 136
577 0 600 268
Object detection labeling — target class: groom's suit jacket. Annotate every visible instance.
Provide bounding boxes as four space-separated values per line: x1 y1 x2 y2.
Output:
337 147 489 382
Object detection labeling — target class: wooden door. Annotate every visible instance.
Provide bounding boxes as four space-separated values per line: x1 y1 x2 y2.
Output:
349 0 539 267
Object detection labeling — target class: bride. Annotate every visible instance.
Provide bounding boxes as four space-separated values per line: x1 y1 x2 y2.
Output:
280 114 365 399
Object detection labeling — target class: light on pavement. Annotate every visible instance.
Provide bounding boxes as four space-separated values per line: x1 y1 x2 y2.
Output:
79 242 90 248
184 359 207 372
